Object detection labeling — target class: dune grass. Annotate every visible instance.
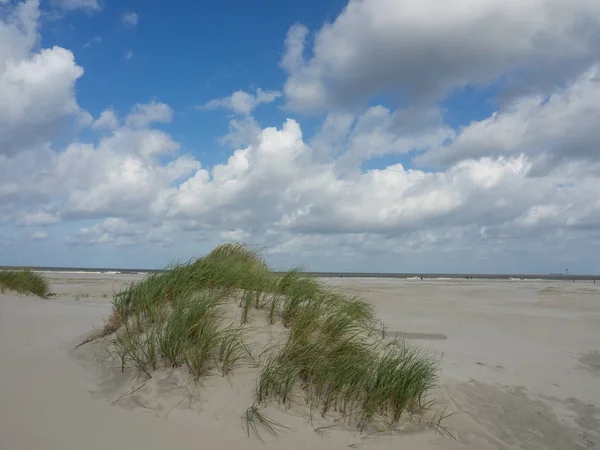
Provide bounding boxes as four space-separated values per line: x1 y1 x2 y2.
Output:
243 403 288 440
0 269 49 297
258 285 437 430
102 244 270 379
93 243 439 434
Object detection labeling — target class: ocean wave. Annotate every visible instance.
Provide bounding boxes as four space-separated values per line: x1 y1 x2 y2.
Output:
36 270 122 274
36 270 102 274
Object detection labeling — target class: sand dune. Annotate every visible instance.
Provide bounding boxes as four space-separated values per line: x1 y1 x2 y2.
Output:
1 273 599 449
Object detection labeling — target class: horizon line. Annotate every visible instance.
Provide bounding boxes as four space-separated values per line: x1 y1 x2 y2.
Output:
1 265 598 280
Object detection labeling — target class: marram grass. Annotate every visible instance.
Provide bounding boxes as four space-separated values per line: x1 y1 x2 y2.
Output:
243 403 288 440
92 243 439 434
0 269 49 298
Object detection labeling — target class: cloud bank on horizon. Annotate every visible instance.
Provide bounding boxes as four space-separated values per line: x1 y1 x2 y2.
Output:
1 0 600 273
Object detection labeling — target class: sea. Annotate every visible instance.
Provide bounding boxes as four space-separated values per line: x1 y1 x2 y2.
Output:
0 266 598 281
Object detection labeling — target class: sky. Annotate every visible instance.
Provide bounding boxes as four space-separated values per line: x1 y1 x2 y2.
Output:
1 0 600 273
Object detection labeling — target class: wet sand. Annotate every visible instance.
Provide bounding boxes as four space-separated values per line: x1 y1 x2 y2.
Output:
1 273 598 449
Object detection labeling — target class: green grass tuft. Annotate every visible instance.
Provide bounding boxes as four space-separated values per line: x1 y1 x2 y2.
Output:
256 270 437 431
92 243 440 434
0 270 49 298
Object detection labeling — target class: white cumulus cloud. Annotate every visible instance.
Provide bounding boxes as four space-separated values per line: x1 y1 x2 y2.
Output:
205 88 282 116
417 65 600 173
282 0 600 111
1 0 600 273
125 101 173 128
92 108 119 131
0 0 89 156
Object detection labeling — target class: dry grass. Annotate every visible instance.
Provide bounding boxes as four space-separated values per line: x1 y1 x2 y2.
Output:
243 403 287 440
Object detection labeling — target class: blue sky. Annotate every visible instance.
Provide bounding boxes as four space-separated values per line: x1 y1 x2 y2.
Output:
45 1 352 155
2 0 600 273
44 0 491 166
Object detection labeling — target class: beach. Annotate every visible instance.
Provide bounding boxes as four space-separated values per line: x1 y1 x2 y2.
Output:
1 272 599 449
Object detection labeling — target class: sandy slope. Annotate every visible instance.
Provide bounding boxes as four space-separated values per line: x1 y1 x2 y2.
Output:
1 273 599 449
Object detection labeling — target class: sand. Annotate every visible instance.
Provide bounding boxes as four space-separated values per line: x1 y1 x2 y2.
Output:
1 273 599 449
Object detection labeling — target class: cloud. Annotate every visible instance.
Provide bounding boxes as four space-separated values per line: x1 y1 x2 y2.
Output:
121 11 138 27
282 0 600 112
56 110 190 218
0 100 197 226
204 88 281 116
0 0 89 157
18 211 60 226
82 36 101 49
125 101 173 128
280 24 308 74
68 218 172 246
124 50 133 60
51 0 101 12
3 101 600 270
3 83 600 271
220 229 250 241
330 105 454 170
417 65 600 173
0 0 39 64
220 116 262 148
2 0 600 272
158 118 575 238
92 108 119 131
31 230 47 240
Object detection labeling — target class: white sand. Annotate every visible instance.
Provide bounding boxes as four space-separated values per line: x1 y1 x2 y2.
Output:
1 273 599 449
